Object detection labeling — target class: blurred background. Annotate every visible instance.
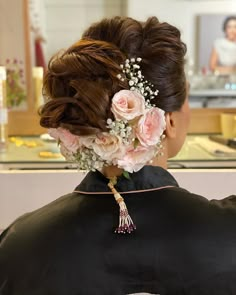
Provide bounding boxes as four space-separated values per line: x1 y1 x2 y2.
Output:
0 0 236 135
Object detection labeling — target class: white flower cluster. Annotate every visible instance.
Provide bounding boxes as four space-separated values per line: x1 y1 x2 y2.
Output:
117 57 159 103
106 118 132 145
74 147 108 171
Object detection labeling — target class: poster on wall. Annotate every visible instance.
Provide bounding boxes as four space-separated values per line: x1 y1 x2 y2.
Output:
198 14 236 75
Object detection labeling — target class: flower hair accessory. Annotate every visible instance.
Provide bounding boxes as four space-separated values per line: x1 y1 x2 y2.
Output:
48 57 166 233
117 57 159 100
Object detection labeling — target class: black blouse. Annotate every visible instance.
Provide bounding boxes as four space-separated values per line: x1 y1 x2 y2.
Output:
0 166 236 295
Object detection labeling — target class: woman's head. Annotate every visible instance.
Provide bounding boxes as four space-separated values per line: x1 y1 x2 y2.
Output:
40 16 188 172
223 16 236 41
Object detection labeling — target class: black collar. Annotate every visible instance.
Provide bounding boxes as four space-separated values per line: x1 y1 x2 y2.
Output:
75 166 179 193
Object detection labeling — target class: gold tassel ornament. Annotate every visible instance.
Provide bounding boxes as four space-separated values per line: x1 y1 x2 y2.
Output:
108 177 136 234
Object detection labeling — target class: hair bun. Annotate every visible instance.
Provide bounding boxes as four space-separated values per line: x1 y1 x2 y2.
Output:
40 39 127 135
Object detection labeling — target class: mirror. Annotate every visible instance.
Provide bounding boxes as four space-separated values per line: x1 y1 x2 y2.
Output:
0 0 44 135
2 0 236 135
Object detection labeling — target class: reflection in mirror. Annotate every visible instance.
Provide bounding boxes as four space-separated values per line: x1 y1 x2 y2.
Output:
198 14 236 75
187 13 236 110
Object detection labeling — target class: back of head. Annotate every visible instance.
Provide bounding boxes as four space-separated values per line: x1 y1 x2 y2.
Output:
40 16 187 136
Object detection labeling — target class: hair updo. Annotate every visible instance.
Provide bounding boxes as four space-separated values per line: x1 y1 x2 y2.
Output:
40 16 187 136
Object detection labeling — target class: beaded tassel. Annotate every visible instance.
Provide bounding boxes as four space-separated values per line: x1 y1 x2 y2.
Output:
108 177 136 234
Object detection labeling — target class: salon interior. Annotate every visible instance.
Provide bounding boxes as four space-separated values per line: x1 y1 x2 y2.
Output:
0 0 236 231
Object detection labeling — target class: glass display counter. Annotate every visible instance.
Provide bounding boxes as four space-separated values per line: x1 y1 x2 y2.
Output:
188 73 236 109
0 134 236 170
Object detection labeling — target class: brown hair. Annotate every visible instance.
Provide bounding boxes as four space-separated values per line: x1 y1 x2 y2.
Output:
223 15 236 32
40 16 187 135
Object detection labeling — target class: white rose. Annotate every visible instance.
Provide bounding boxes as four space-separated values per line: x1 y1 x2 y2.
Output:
49 127 80 153
48 128 60 140
60 144 75 161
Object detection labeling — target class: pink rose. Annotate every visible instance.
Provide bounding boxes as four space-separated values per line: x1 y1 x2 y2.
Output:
60 144 75 161
48 128 60 140
48 127 80 153
79 135 97 149
93 133 125 162
111 90 145 121
117 145 156 173
136 107 166 147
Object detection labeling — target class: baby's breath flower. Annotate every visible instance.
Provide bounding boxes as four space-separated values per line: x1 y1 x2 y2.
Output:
117 57 159 102
107 118 133 145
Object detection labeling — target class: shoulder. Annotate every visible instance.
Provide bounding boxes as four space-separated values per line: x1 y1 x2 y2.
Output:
150 186 236 224
169 186 236 211
214 37 236 49
214 38 226 48
0 191 85 293
0 192 81 250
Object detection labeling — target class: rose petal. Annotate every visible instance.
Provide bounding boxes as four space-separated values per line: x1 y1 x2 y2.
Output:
111 89 145 121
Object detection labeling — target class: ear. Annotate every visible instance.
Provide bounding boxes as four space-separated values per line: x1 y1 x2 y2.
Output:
165 112 177 139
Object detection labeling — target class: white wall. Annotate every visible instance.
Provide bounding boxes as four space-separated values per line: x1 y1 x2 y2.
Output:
127 0 236 69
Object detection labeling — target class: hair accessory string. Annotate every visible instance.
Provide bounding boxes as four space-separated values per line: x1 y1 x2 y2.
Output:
107 177 136 234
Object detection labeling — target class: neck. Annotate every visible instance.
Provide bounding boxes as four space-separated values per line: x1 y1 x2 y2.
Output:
101 152 168 179
150 153 168 170
102 166 124 178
